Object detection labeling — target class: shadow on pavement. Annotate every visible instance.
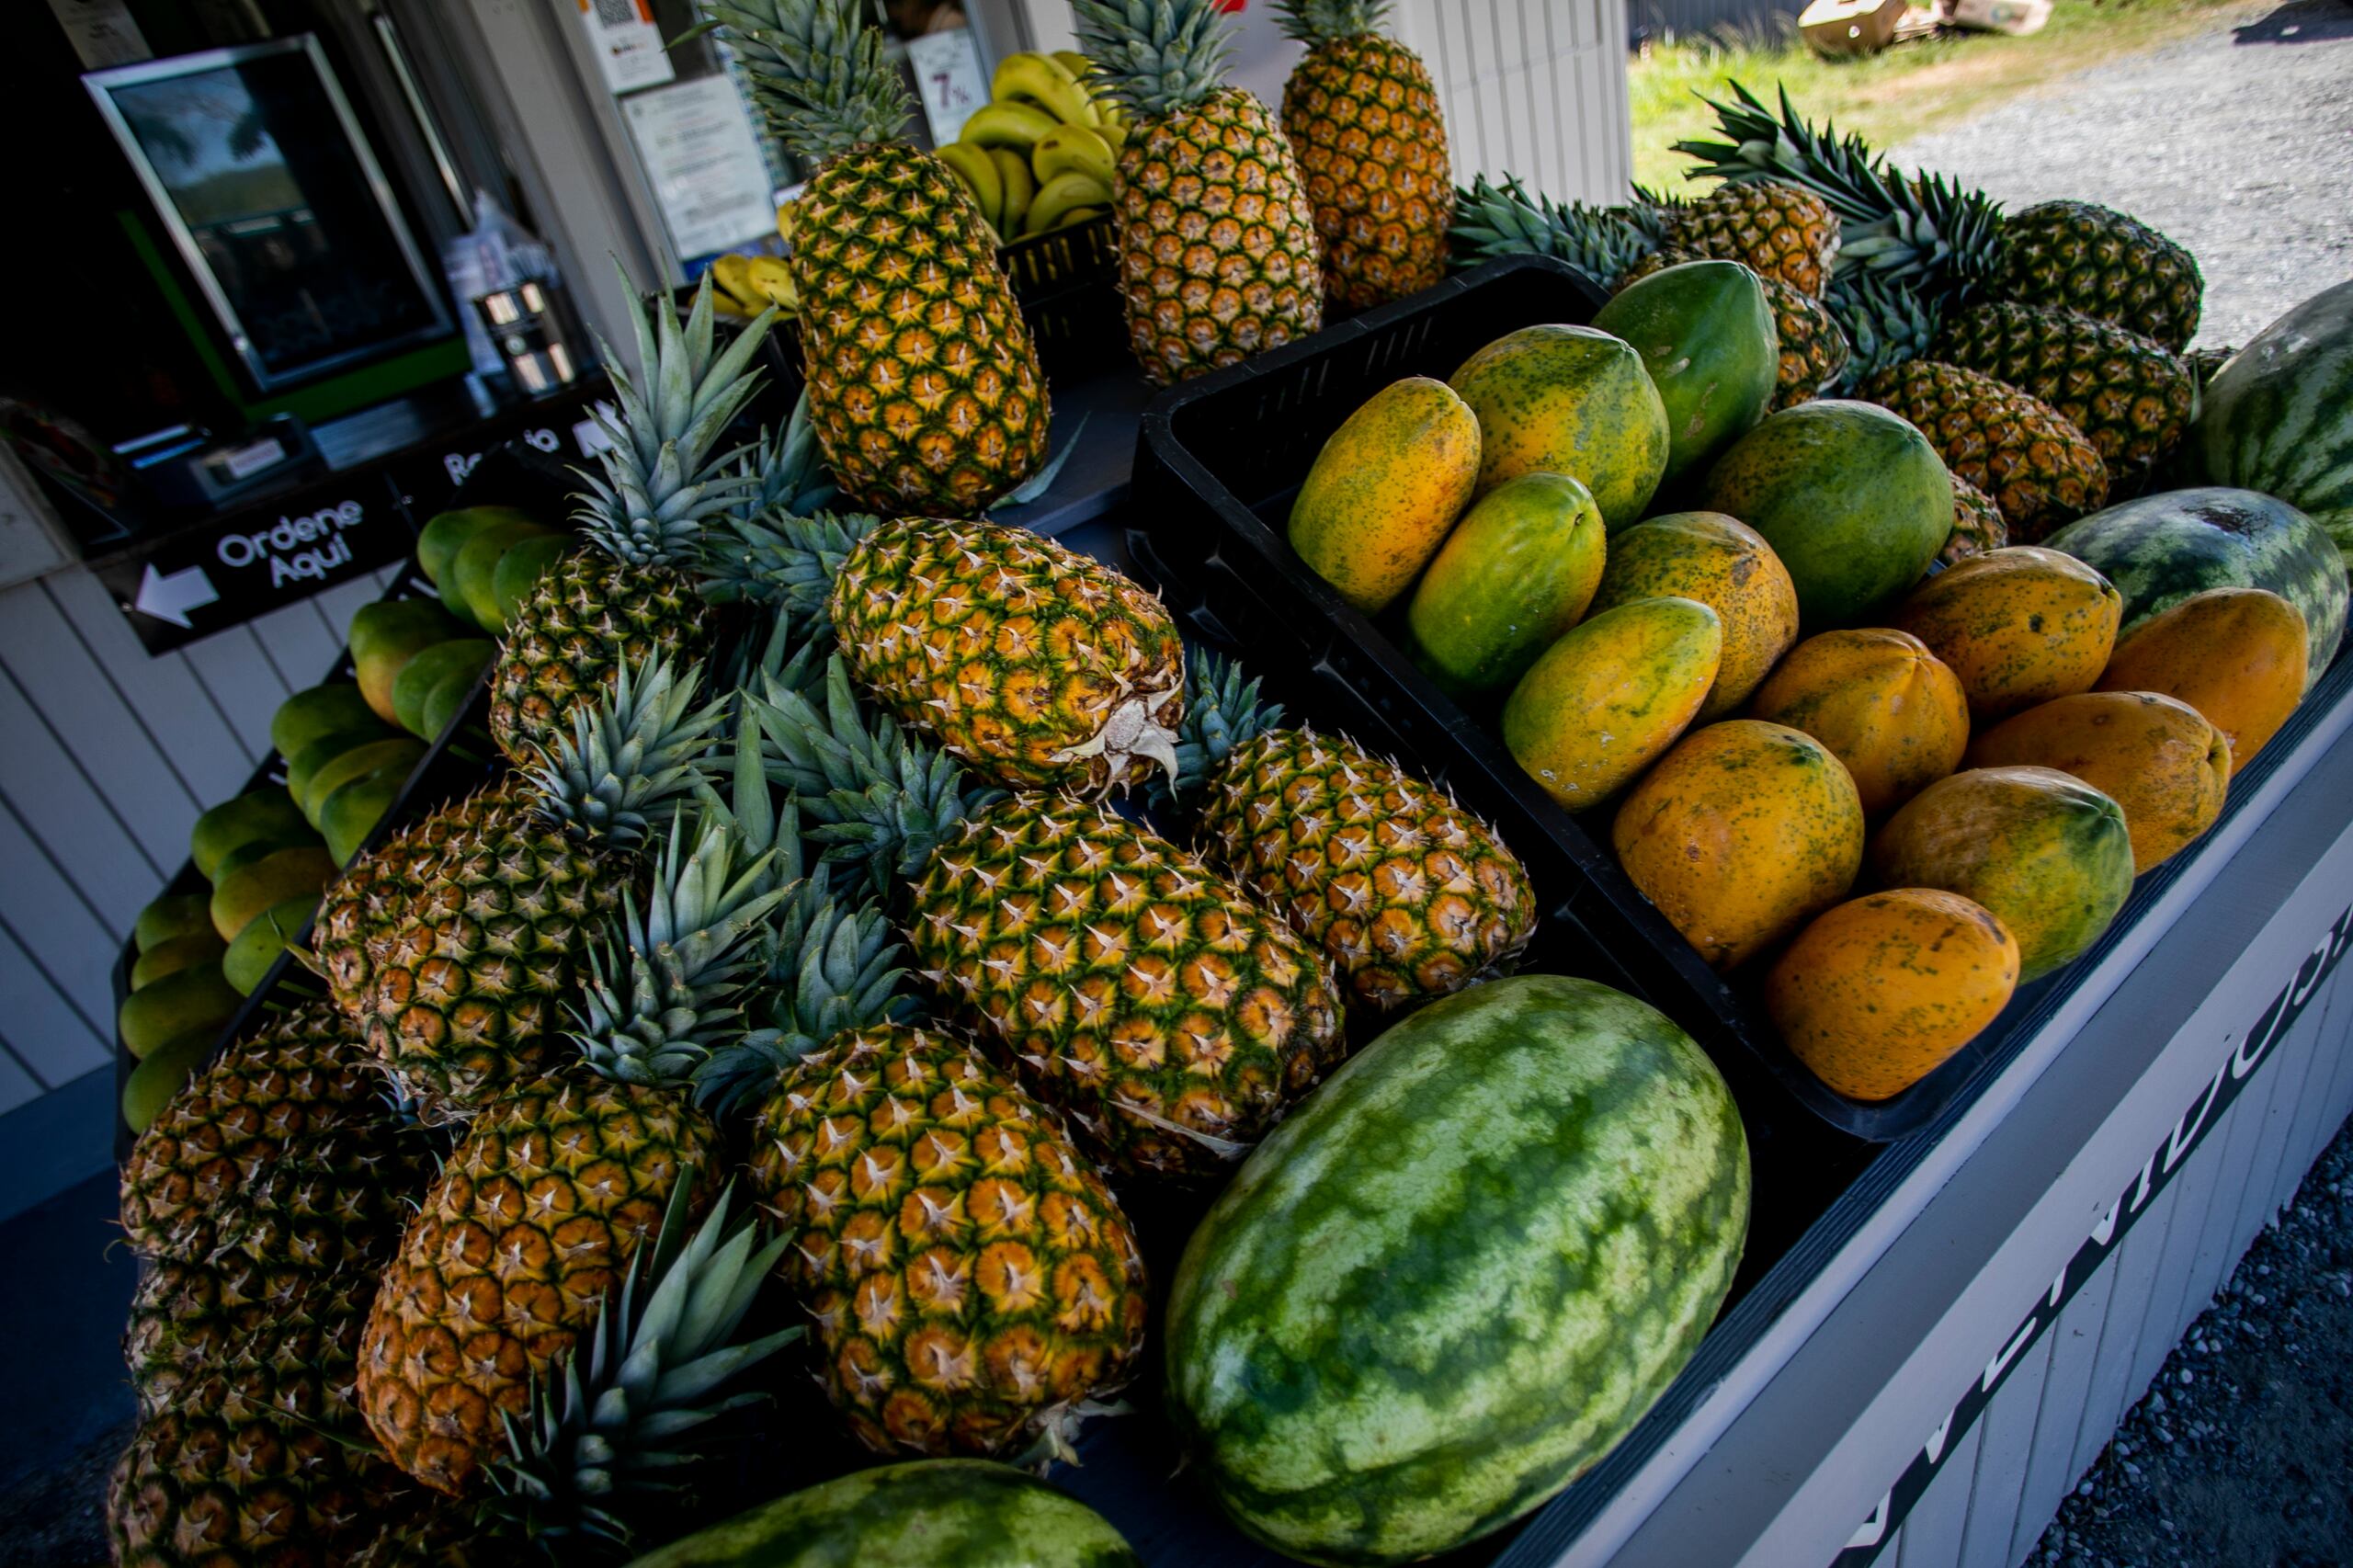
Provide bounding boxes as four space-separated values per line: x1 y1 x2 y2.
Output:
2233 0 2353 43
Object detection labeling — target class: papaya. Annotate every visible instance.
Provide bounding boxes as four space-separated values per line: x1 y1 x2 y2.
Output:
1403 472 1607 695
1501 597 1722 811
1870 766 2134 981
1448 324 1669 530
1893 546 2122 720
1590 259 1778 487
1966 691 2230 875
1612 720 1865 971
1768 889 2020 1101
1288 376 1483 615
1586 512 1799 721
1747 629 1970 815
1700 399 1951 631
2095 586 2308 776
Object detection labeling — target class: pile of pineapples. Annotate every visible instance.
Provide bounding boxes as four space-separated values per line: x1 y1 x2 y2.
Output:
1455 83 2211 555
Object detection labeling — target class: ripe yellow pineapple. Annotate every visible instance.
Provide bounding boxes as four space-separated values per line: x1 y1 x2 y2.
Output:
1864 359 2108 541
1943 473 2009 567
1658 180 1841 298
314 779 529 1016
1076 0 1324 383
1275 0 1450 310
709 0 1049 509
1933 301 2196 477
1174 653 1537 1013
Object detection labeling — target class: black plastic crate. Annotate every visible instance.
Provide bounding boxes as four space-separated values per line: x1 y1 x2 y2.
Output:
1123 254 2069 1142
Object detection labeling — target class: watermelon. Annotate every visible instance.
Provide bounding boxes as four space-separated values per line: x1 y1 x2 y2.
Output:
2043 486 2347 690
623 1460 1140 1567
2188 279 2353 560
1163 974 1751 1566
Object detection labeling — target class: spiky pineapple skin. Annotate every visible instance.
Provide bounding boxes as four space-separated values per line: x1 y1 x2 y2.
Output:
1280 33 1449 310
1116 87 1324 384
908 799 1344 1179
791 146 1050 511
748 1025 1147 1459
1994 199 2202 354
830 517 1185 795
489 552 699 768
1932 301 2195 477
317 781 529 1017
358 1074 717 1495
1661 181 1840 298
119 1002 381 1263
1863 359 2108 541
1942 473 2009 568
1197 728 1536 1013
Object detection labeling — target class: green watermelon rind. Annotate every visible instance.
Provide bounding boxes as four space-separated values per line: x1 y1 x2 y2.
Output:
622 1460 1141 1568
2189 280 2353 560
2043 485 2347 690
1164 974 1751 1568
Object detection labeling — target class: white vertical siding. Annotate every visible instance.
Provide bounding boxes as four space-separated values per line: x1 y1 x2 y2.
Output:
1395 0 1633 207
0 562 397 1170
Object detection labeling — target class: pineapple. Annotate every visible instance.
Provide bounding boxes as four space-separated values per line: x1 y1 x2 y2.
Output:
364 658 724 1122
488 278 771 768
1169 652 1536 1013
1932 301 2196 478
1074 0 1324 383
360 763 800 1496
1943 473 2008 568
709 0 1050 509
1274 0 1450 310
1992 200 2203 354
315 780 529 1016
118 1001 383 1263
718 512 1186 796
1863 359 2108 541
756 655 1345 1179
1656 179 1840 298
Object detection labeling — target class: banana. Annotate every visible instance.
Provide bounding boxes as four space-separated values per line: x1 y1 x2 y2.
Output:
992 51 1098 128
959 99 1061 152
740 256 800 312
1051 50 1097 84
1031 123 1117 187
989 147 1036 235
1057 204 1108 231
708 254 767 316
935 140 1005 234
776 200 800 246
1023 170 1113 235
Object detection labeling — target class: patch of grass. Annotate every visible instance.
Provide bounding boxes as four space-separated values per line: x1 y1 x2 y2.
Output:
1630 0 2261 192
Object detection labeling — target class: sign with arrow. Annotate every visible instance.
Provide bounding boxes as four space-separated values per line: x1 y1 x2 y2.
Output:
132 562 220 628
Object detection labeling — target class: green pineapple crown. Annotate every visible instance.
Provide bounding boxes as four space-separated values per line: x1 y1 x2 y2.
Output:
576 266 774 571
1074 0 1238 119
1272 0 1392 42
697 885 917 1112
700 508 879 628
1672 81 2006 306
1151 646 1283 811
704 0 915 160
1828 272 1945 390
492 1181 797 1550
1450 175 1655 289
529 653 731 848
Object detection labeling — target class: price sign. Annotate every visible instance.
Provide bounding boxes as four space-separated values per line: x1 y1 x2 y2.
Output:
904 29 990 146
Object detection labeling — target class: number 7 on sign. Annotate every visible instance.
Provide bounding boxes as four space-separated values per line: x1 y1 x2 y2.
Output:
904 28 989 143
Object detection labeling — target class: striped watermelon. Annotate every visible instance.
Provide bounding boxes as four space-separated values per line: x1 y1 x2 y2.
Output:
2043 487 2347 690
1163 974 1751 1566
2189 280 2353 561
625 1460 1141 1567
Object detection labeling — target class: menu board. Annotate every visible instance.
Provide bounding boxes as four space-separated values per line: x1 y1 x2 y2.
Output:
621 75 776 262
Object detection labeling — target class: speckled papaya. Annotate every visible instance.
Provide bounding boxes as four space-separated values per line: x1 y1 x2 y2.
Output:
1893 546 2122 720
1501 597 1721 811
1586 512 1800 722
1967 690 2231 875
1448 324 1670 530
1870 765 2135 981
1612 720 1865 971
2095 586 2309 777
1288 375 1482 614
1768 889 2020 1101
1747 629 1969 815
1404 471 1608 695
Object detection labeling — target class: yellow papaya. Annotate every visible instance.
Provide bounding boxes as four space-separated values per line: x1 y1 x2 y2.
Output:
1501 597 1721 811
1966 690 2230 875
1746 628 1970 814
1288 376 1482 614
1587 512 1799 721
1448 324 1669 531
1404 472 1608 695
2095 586 2308 777
1893 546 2122 720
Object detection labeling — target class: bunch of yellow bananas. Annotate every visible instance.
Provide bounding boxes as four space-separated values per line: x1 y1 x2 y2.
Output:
707 251 796 319
936 51 1127 244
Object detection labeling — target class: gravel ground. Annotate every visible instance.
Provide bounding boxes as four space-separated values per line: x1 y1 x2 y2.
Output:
1892 0 2353 350
2029 1116 2353 1567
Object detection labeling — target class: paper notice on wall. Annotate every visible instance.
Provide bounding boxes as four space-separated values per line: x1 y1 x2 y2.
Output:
904 28 991 146
622 75 775 261
578 0 675 95
46 0 150 69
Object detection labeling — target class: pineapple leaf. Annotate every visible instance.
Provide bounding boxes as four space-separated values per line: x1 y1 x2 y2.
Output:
708 0 915 160
1153 646 1283 812
1073 0 1237 119
531 653 731 848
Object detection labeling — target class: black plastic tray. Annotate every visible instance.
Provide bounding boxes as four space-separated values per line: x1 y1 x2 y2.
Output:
1122 254 2147 1142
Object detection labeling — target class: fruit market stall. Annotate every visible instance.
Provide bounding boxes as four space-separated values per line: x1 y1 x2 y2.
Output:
82 1 2353 1564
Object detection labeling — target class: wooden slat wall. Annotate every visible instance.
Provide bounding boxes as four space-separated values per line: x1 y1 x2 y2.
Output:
1893 963 2353 1568
1395 0 1634 208
0 561 398 1166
